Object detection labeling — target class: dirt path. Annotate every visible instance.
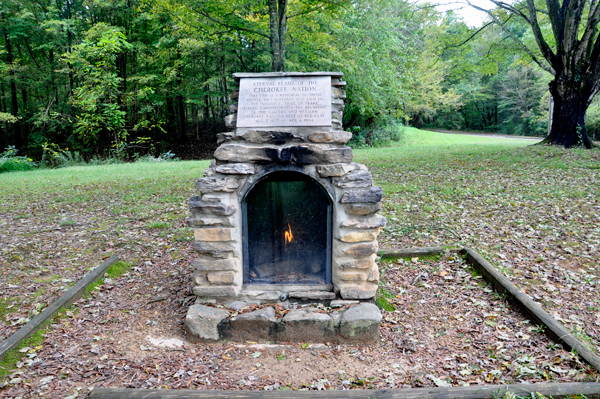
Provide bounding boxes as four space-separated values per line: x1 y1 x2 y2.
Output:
426 129 545 141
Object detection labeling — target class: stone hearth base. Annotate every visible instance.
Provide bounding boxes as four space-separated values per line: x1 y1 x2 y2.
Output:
185 301 382 343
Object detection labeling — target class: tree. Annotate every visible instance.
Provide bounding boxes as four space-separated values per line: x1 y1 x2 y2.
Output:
64 23 132 150
468 0 600 148
187 0 345 72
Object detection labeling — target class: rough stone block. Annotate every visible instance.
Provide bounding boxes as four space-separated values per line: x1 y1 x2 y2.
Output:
332 103 345 113
330 300 359 308
332 87 346 99
193 257 237 271
367 264 379 283
333 170 373 188
192 241 236 258
345 243 378 258
214 144 280 163
207 271 236 285
339 303 382 340
227 307 279 341
317 163 354 177
228 103 238 113
195 177 240 193
191 270 207 285
331 111 343 121
282 309 333 341
187 215 235 227
341 215 386 229
215 163 255 175
345 203 382 215
234 307 275 322
339 284 378 300
189 196 236 216
194 228 234 242
340 229 380 243
227 301 257 312
193 285 238 297
339 254 376 270
217 132 234 144
308 131 352 144
237 130 299 144
185 304 230 341
224 114 237 129
289 145 353 164
340 272 366 282
288 291 336 301
340 187 383 203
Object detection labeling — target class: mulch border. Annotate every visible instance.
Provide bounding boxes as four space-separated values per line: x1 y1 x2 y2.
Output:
3 247 600 398
381 247 600 373
460 247 600 372
0 255 118 361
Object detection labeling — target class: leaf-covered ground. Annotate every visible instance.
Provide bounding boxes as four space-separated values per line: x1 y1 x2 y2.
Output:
0 130 599 397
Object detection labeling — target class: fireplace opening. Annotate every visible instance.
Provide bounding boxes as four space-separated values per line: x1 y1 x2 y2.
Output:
242 171 332 285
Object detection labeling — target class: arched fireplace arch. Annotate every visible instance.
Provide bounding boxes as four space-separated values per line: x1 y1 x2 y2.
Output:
241 171 332 286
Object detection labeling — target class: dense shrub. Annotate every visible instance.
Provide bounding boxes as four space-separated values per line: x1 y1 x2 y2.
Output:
347 117 405 148
0 146 36 173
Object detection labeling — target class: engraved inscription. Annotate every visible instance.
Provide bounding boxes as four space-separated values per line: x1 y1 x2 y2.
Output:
237 76 332 127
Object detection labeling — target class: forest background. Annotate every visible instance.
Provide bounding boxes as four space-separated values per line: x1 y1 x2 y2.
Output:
1 0 599 162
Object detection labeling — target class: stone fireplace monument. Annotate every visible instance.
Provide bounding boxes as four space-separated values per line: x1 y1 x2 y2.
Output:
185 73 385 342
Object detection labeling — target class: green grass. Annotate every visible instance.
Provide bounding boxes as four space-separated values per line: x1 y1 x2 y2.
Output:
146 221 172 229
106 261 134 279
0 160 210 213
0 328 47 378
0 297 17 323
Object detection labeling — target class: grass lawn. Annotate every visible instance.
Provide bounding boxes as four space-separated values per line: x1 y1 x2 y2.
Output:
0 128 598 393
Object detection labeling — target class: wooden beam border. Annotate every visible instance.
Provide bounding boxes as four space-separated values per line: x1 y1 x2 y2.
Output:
89 382 600 398
0 255 119 361
379 246 447 258
461 247 600 372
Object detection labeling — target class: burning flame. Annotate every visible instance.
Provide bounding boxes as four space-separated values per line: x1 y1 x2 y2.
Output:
284 223 293 244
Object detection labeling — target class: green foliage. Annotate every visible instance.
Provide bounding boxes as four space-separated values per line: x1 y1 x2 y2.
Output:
376 287 396 311
347 117 406 148
586 97 600 141
0 146 36 173
64 23 133 150
40 143 85 169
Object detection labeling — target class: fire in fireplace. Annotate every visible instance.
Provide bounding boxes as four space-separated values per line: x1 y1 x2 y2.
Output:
242 171 332 285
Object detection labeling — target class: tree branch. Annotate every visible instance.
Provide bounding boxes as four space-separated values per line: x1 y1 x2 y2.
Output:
546 0 564 43
288 4 325 19
524 0 558 67
563 0 586 60
466 0 555 74
488 0 532 23
192 7 270 39
454 22 493 48
575 0 600 62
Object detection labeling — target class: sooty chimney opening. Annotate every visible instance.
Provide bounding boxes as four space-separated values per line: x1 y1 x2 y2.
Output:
242 171 332 285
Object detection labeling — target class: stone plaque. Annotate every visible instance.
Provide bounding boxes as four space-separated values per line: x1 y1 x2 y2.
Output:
237 76 331 127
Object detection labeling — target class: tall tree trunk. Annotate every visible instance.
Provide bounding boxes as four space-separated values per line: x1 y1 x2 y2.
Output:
3 25 22 148
175 51 186 143
542 77 593 148
268 0 287 71
17 45 29 146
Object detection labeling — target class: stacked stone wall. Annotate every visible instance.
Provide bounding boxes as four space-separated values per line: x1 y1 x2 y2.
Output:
188 72 385 303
